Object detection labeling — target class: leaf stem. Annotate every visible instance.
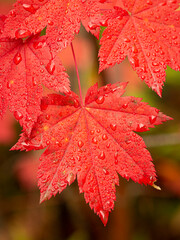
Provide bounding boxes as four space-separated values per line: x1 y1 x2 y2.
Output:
71 42 83 106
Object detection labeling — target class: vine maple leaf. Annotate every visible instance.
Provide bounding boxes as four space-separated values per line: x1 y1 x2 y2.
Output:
99 0 180 96
0 16 69 134
4 0 104 53
13 82 171 225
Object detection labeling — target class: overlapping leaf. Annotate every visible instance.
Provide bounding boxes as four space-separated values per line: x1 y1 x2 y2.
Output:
99 0 180 96
0 16 69 134
13 82 171 225
4 0 104 53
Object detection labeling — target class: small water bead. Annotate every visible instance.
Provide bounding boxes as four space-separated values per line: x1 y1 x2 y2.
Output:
67 172 75 185
13 52 22 65
110 123 117 131
122 103 128 109
96 96 105 104
10 10 16 17
92 137 98 144
99 210 108 226
149 115 157 124
78 140 84 148
136 123 147 132
48 20 54 25
46 60 55 75
15 29 31 39
102 134 108 140
90 130 94 135
33 40 45 49
98 151 105 160
103 168 109 175
104 200 114 210
74 99 79 108
22 4 36 14
14 110 23 120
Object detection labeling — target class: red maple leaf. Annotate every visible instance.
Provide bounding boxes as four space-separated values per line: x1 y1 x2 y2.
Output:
99 0 180 96
0 16 69 134
4 0 104 53
13 82 171 225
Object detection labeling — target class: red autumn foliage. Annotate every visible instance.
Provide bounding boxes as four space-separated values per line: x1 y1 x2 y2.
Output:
99 0 180 96
13 82 171 225
0 0 179 226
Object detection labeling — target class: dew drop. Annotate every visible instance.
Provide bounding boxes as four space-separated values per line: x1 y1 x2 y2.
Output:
45 114 50 120
106 143 110 148
33 40 45 49
96 96 105 104
13 52 22 65
46 60 55 75
149 115 157 124
67 172 75 185
110 123 117 131
48 20 54 25
104 200 114 210
10 10 16 17
15 29 31 39
99 210 109 226
102 134 108 140
78 140 84 148
114 152 118 164
22 4 36 14
92 137 98 144
122 103 128 109
98 151 105 160
14 110 23 120
136 123 147 132
103 168 109 175
74 99 79 108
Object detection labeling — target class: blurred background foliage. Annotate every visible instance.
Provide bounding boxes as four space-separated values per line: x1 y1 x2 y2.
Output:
0 1 180 239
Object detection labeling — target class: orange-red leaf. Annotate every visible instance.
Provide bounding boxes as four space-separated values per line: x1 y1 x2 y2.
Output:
4 0 104 53
0 16 69 134
99 0 180 96
13 82 171 225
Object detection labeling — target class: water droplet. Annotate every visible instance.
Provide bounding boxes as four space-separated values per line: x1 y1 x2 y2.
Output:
122 103 128 109
124 38 130 42
106 143 110 148
136 123 147 132
110 123 117 131
15 29 31 39
10 10 16 17
14 110 23 120
90 130 94 135
74 99 79 108
98 151 105 160
104 200 114 210
46 60 55 75
48 20 54 25
129 56 139 67
92 137 98 144
45 114 50 120
22 4 36 14
114 152 118 164
78 140 84 148
102 134 108 140
99 210 109 226
13 52 22 65
96 96 105 104
103 168 109 175
67 172 75 185
33 40 45 49
149 115 157 124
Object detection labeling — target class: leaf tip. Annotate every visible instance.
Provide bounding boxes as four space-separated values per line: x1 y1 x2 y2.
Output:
99 210 109 226
152 183 161 191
